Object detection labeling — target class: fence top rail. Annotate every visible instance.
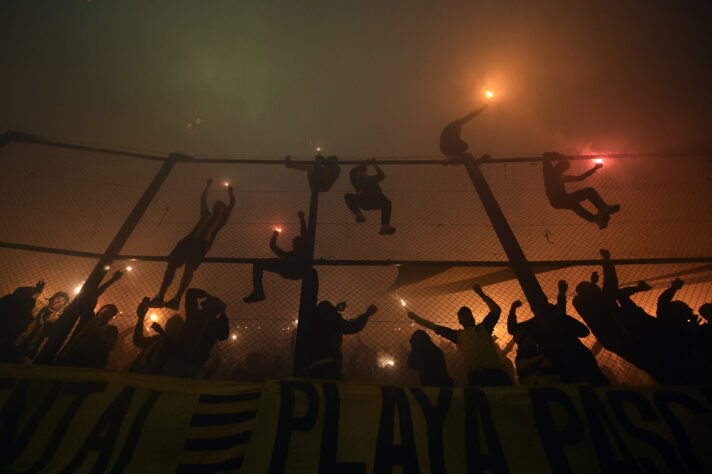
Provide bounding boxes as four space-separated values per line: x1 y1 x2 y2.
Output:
1 241 711 268
2 131 706 166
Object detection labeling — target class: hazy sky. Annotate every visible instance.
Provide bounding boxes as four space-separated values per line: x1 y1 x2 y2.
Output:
1 1 710 157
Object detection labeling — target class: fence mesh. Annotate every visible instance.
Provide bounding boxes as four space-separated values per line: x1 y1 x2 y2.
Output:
1 137 711 387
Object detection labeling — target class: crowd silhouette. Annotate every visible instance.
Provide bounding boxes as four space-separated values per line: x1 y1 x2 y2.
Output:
0 112 710 388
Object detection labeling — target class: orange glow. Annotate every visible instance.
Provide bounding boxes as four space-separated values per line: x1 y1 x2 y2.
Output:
125 266 133 272
149 314 158 322
485 90 494 99
274 226 282 233
400 299 407 307
593 158 604 164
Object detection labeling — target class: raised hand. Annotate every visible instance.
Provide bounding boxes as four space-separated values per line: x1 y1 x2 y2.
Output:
365 304 378 316
112 270 124 280
511 300 523 309
298 210 305 219
472 284 484 294
558 280 568 292
600 249 611 259
137 297 150 319
671 278 684 290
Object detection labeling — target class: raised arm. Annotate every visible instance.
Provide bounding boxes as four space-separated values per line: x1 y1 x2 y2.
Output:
556 280 568 314
474 285 502 333
97 270 123 297
285 155 311 172
185 288 208 319
201 179 212 217
599 249 619 297
456 104 489 125
657 279 683 318
371 160 385 182
269 231 287 258
563 164 602 183
298 210 307 239
407 311 457 343
507 300 523 336
342 304 377 335
132 297 152 349
226 185 236 214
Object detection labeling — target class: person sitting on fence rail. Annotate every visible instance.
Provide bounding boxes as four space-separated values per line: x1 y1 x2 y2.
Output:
306 301 378 380
129 297 185 375
407 329 454 387
285 154 341 192
439 104 491 165
407 284 513 386
149 178 234 310
345 159 396 235
542 152 620 229
244 210 310 303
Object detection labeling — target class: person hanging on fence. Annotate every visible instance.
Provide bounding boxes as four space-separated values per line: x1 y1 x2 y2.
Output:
440 104 491 165
542 152 620 229
407 329 454 387
407 284 513 386
344 159 396 235
305 300 378 380
243 210 310 303
129 297 185 375
149 179 235 310
285 154 341 192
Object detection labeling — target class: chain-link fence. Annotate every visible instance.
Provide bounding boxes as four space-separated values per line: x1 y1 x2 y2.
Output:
1 134 711 387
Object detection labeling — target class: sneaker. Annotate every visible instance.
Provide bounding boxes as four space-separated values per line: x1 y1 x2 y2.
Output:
607 204 621 215
355 214 366 223
379 225 396 235
164 299 180 310
243 292 266 303
147 297 165 308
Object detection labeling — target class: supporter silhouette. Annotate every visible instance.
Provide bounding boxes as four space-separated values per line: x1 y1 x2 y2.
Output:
285 154 341 192
407 329 454 387
150 179 235 310
407 285 513 386
344 159 396 235
700 303 712 324
55 303 119 369
34 269 123 365
507 300 561 384
542 152 620 229
177 288 229 378
306 301 377 380
440 105 491 165
129 297 185 375
0 281 66 362
233 351 284 382
244 210 309 303
15 289 70 362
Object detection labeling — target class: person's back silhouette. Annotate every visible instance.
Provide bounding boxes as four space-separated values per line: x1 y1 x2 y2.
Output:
344 159 396 235
440 104 490 165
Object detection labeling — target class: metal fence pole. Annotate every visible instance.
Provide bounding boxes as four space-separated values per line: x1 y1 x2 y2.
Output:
292 188 320 376
35 152 181 364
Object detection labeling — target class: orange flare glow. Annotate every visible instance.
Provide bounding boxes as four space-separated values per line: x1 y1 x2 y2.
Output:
485 90 494 99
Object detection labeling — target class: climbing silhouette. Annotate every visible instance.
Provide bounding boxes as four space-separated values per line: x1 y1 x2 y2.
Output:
150 179 234 310
244 210 310 303
440 104 491 165
345 159 396 235
542 152 620 228
286 154 341 192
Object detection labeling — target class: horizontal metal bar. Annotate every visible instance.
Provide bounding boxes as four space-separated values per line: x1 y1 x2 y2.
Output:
2 241 711 268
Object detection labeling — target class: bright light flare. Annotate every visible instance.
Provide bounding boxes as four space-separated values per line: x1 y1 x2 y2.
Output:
74 282 84 295
231 334 237 341
593 158 604 165
400 299 407 307
316 146 321 152
149 314 158 322
274 226 282 233
125 266 133 272
485 90 494 99
224 182 230 187
377 352 396 368
103 265 110 271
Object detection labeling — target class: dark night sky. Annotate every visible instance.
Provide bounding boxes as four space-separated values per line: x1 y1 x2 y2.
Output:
1 1 711 157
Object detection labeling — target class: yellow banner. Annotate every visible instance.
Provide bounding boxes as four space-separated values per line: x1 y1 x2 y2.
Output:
243 380 712 473
1 365 711 473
